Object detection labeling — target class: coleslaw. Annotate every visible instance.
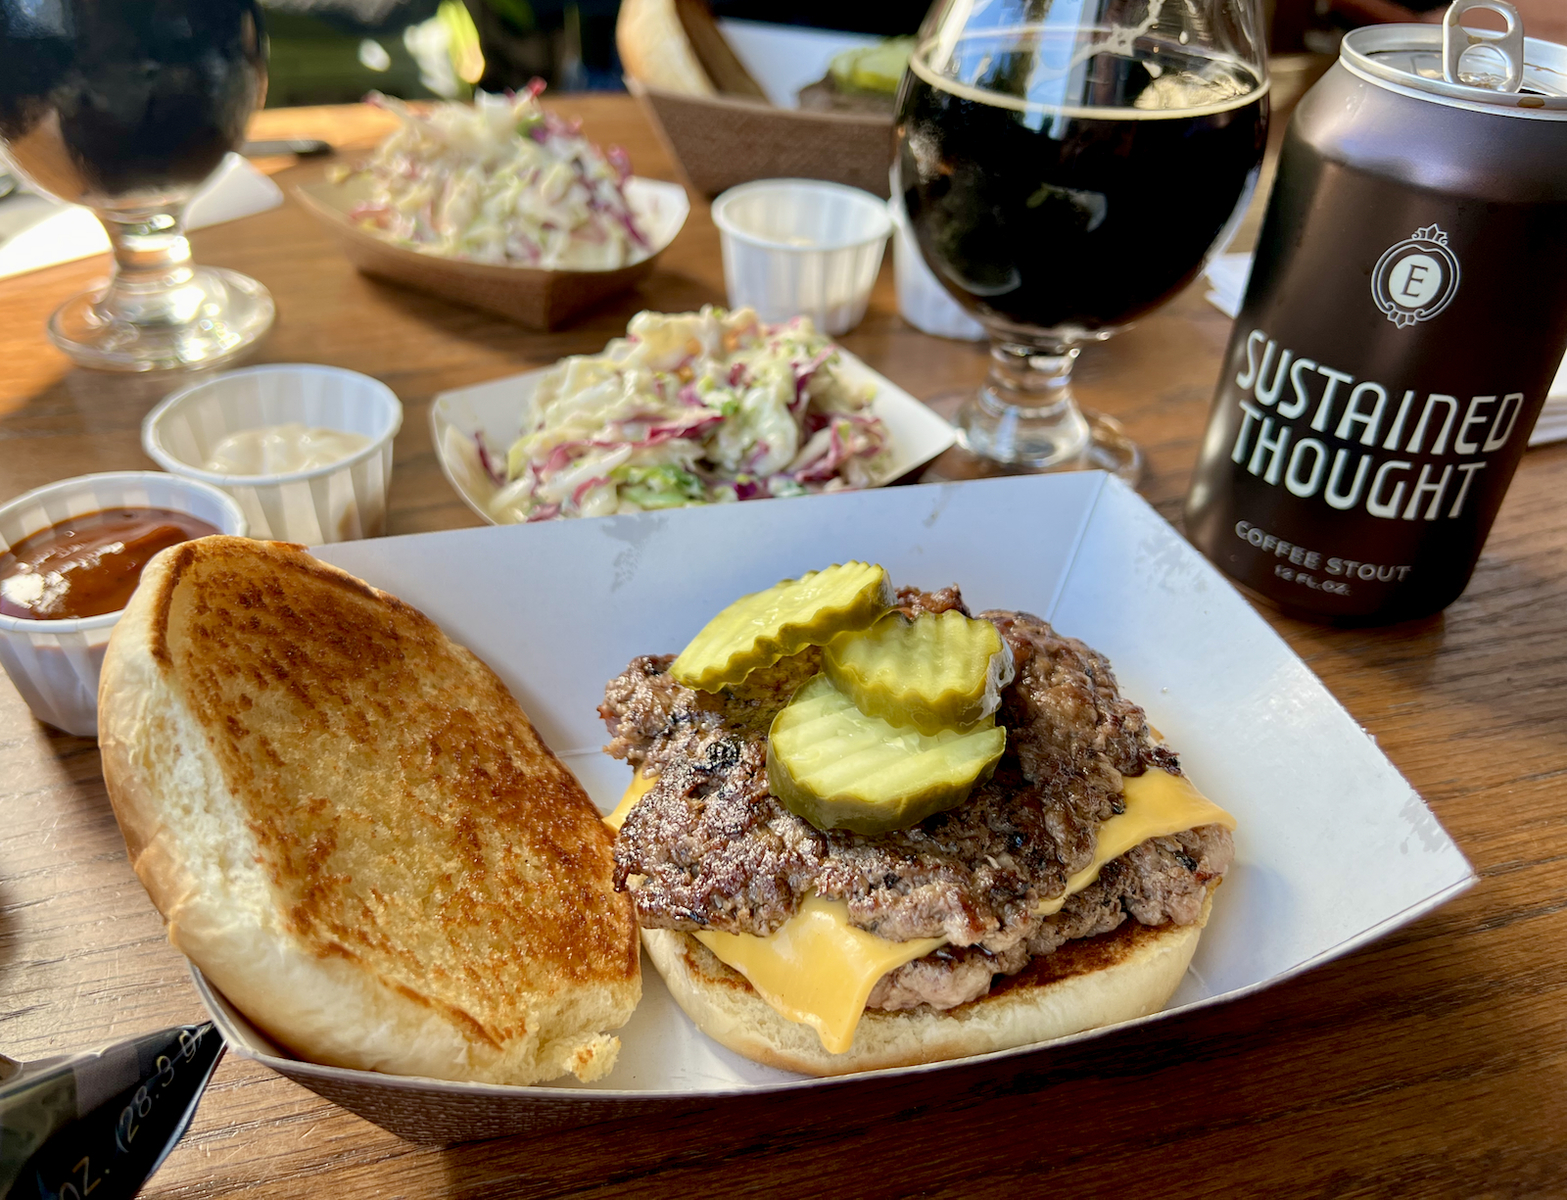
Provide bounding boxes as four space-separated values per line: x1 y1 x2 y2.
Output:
485 306 893 521
340 84 647 269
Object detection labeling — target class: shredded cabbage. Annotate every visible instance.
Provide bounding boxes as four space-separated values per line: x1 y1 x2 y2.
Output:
340 83 646 270
484 306 893 521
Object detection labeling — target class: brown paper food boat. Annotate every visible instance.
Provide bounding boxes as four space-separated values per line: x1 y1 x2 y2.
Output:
295 174 689 330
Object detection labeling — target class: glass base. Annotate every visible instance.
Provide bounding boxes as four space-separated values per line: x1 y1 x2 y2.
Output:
46 266 274 372
920 390 1142 485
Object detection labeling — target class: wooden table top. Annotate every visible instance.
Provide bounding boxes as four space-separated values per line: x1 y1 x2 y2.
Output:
2 81 1565 1199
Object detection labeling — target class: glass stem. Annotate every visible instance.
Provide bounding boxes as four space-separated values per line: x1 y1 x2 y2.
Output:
984 341 1080 417
957 339 1091 467
94 207 204 328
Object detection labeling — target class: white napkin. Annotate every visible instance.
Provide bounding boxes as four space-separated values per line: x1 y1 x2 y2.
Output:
1204 252 1567 448
0 153 283 281
1202 252 1253 320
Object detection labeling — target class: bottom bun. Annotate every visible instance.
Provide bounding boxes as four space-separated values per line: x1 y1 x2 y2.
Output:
643 889 1214 1077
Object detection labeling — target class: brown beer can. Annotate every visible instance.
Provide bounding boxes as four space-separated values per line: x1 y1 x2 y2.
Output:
1184 2 1567 624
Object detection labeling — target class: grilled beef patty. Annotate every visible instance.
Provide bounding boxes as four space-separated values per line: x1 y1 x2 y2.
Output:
602 590 1233 1011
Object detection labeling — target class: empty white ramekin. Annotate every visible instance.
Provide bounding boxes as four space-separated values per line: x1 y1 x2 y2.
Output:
0 471 247 737
711 179 892 336
142 364 402 545
887 184 987 342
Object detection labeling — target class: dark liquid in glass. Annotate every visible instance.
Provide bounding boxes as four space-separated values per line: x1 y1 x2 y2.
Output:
0 0 266 203
898 39 1268 335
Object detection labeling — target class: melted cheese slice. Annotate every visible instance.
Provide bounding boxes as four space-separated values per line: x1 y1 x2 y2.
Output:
604 769 659 831
695 898 945 1054
1035 768 1237 915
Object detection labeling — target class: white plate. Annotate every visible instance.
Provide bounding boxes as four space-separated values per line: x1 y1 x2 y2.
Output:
429 349 959 525
195 473 1475 1144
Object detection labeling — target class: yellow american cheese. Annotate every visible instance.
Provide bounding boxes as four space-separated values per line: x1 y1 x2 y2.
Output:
695 897 944 1054
603 769 659 831
607 766 1234 1054
1035 768 1236 915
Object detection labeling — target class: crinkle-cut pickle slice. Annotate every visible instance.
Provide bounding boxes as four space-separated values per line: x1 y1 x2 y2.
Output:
670 562 894 692
824 609 1016 736
767 674 1006 835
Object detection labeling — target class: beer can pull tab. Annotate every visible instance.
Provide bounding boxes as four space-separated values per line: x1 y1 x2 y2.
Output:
1442 0 1526 92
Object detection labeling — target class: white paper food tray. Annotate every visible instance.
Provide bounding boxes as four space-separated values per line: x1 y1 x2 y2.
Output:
429 349 959 525
193 472 1475 1145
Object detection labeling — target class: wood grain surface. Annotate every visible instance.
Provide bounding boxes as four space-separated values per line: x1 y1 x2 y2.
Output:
2 80 1565 1199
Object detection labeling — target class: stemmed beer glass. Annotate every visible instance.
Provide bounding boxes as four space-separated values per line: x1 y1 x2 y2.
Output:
0 0 272 371
896 0 1270 479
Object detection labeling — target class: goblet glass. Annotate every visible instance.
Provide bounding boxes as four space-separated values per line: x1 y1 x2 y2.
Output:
0 0 272 372
896 0 1270 480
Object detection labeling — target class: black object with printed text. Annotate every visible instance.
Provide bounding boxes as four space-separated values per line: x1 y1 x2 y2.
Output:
1184 3 1567 623
1 1024 224 1200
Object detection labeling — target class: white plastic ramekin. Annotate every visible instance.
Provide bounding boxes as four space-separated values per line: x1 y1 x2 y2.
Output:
887 183 987 342
0 472 247 737
711 179 892 336
142 364 403 546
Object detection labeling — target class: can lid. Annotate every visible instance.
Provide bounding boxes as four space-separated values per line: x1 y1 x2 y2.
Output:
1342 4 1567 118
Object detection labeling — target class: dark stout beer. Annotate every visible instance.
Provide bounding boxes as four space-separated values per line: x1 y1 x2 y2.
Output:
898 36 1267 337
1184 20 1567 624
0 0 266 205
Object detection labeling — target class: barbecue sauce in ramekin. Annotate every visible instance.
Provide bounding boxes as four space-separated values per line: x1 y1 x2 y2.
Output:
0 508 220 619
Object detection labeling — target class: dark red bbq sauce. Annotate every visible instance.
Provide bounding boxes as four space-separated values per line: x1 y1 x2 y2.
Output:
0 508 221 619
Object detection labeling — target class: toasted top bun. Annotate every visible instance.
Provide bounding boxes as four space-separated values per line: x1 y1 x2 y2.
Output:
98 537 639 1086
617 0 715 95
642 889 1214 1077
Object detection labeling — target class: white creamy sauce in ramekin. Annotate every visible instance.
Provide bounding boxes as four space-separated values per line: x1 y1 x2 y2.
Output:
203 424 370 475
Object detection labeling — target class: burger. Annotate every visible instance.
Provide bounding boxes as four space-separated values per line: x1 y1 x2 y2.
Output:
600 563 1234 1076
796 39 916 117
